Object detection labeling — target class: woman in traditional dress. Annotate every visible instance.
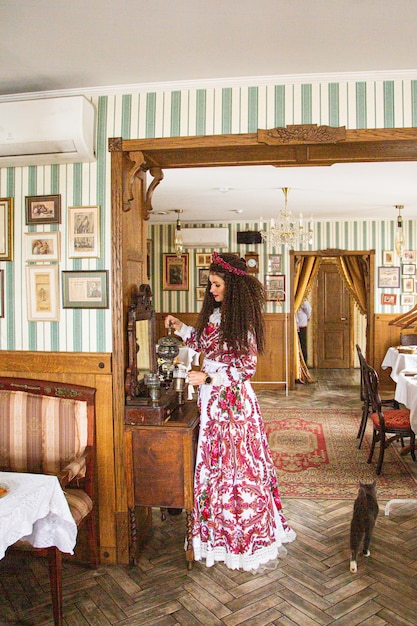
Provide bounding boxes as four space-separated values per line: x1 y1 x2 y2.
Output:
165 252 296 572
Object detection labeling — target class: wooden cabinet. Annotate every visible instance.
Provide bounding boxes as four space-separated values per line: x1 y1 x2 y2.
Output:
124 401 199 568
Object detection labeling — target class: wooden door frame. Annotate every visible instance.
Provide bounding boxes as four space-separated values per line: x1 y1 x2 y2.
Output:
289 249 375 389
110 126 414 558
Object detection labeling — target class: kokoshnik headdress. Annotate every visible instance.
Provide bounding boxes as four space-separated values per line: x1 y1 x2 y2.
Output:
211 252 247 276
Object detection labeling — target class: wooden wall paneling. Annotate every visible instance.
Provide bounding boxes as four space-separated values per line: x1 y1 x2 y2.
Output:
374 314 402 391
254 313 287 388
0 351 116 563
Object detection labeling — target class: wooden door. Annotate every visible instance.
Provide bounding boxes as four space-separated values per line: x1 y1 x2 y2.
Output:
317 263 351 368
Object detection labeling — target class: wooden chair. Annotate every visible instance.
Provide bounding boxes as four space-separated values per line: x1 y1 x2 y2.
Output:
400 333 417 346
355 344 398 449
0 377 98 625
362 362 415 475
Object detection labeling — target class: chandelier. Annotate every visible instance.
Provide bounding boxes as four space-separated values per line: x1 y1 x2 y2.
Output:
260 187 313 249
173 209 184 258
394 204 405 257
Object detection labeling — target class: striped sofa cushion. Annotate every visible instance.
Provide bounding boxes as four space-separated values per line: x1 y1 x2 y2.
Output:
0 390 88 476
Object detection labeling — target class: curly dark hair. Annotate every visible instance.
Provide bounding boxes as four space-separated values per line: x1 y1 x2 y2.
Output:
195 253 266 354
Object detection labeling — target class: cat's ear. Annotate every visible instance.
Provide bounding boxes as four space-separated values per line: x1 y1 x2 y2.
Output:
359 480 364 487
371 480 376 487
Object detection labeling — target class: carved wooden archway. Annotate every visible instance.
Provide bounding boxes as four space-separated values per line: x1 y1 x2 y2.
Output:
110 126 417 558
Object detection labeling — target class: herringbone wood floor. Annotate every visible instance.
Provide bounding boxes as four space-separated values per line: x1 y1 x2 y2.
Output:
2 369 417 626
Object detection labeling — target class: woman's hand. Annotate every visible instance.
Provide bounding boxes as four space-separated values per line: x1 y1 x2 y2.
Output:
188 370 209 386
164 314 183 333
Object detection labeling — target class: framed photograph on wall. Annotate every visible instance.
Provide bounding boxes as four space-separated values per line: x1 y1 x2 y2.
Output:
0 197 13 261
196 253 212 267
25 232 60 262
62 270 109 308
377 266 400 288
401 294 415 306
265 274 285 301
402 277 415 293
25 195 61 225
162 253 189 290
26 265 59 321
268 254 282 274
198 267 210 286
382 250 394 266
402 250 417 262
196 287 206 301
402 263 416 276
68 205 100 258
0 270 4 317
381 293 397 305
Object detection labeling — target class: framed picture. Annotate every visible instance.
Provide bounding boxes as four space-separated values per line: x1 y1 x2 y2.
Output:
382 250 394 266
401 294 415 306
402 250 416 262
377 266 400 288
196 253 212 267
196 287 206 301
402 277 414 293
381 293 397 305
268 254 282 274
62 270 109 308
162 253 189 290
25 232 60 262
0 270 4 317
198 268 210 287
265 274 286 301
68 205 100 258
25 194 61 225
26 265 59 321
402 263 416 276
0 198 13 261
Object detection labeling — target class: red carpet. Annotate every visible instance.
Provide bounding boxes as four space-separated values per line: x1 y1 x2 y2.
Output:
263 408 417 499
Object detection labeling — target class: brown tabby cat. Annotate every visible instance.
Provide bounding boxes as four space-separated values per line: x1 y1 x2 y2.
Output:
349 480 379 573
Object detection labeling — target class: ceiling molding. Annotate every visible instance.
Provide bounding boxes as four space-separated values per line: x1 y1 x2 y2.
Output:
1 70 417 103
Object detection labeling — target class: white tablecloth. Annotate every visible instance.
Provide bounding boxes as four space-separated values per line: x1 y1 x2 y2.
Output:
0 472 77 560
395 372 417 434
381 347 417 382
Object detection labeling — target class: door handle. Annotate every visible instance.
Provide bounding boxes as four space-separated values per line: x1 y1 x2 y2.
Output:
340 317 347 320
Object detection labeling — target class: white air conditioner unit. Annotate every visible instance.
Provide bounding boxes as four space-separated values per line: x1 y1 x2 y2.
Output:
181 227 229 249
0 96 96 166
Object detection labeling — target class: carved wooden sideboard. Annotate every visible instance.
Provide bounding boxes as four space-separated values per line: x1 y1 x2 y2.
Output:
123 284 199 568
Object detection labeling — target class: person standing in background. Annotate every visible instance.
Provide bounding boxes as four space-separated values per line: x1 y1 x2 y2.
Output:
296 300 312 363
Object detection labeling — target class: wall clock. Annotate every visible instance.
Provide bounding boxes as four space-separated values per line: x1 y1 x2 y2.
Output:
245 252 259 274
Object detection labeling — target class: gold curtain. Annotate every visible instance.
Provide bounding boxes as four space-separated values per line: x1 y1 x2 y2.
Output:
293 255 322 382
336 255 369 315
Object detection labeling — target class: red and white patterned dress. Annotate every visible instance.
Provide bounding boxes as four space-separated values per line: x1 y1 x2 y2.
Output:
179 309 296 572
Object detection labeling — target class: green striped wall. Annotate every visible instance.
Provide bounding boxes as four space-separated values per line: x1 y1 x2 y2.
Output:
0 75 416 351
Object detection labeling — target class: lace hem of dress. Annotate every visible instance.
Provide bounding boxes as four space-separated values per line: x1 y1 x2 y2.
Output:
192 527 296 572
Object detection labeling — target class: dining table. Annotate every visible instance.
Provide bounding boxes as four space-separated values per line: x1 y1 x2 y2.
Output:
385 371 417 516
381 346 417 382
0 471 77 560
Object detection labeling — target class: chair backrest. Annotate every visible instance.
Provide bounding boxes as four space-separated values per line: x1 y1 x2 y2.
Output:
361 360 383 417
356 344 367 402
0 377 96 478
400 333 417 346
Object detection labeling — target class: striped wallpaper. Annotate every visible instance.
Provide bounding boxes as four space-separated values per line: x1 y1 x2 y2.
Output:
0 73 416 352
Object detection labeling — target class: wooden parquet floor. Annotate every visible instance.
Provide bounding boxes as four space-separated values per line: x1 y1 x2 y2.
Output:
3 369 417 626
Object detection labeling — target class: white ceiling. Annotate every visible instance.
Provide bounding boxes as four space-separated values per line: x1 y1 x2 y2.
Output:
2 0 417 223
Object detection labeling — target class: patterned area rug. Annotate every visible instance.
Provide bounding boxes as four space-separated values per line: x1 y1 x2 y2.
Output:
263 408 417 500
